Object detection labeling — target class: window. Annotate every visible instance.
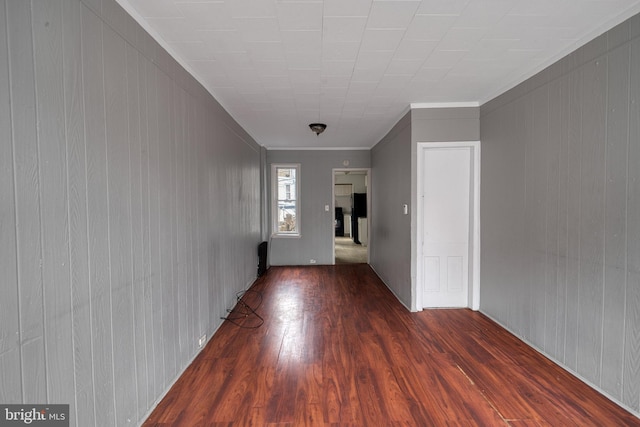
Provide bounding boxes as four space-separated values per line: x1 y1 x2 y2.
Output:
272 164 300 236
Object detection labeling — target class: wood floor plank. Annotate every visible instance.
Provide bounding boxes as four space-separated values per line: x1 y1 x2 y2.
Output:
143 265 640 426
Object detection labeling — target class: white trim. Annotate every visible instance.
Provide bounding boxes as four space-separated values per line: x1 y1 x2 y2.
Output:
266 146 371 151
411 102 480 109
332 171 335 264
271 163 301 238
416 141 481 311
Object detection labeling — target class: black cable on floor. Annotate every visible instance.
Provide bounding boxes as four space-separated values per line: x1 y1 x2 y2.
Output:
221 289 264 329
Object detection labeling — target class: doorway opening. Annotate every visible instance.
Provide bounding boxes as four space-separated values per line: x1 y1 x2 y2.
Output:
333 169 370 264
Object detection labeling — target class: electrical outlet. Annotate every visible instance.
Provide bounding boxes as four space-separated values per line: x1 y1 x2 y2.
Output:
198 334 206 347
310 259 317 264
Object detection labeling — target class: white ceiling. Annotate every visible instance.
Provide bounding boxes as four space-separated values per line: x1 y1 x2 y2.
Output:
117 0 640 149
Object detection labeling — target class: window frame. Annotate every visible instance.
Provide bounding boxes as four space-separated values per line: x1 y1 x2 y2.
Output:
271 163 301 238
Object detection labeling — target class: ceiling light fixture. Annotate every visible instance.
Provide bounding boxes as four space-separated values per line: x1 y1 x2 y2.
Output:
309 123 327 136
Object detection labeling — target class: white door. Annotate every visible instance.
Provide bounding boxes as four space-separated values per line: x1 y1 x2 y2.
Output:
421 147 471 308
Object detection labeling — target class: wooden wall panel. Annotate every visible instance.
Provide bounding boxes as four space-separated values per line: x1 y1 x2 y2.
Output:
175 84 187 354
104 24 137 426
521 96 534 342
138 55 157 411
0 0 21 404
197 103 210 340
481 15 640 417
81 6 117 426
184 98 195 357
6 0 47 404
0 350 21 403
563 66 583 372
576 56 606 384
21 342 46 403
530 86 549 349
545 77 562 359
126 42 147 418
174 84 189 364
601 43 630 400
185 100 197 355
0 0 14 350
172 81 181 366
157 70 177 386
32 0 76 407
146 60 165 402
62 0 95 424
506 100 527 336
167 76 179 383
554 75 570 364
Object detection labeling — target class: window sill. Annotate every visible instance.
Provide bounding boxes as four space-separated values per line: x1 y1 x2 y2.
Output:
271 233 301 239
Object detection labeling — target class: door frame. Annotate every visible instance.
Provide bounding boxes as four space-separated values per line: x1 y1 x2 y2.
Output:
416 141 480 310
332 168 371 264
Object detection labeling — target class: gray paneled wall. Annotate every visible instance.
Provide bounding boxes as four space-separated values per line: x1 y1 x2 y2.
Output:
370 112 413 308
266 150 370 266
370 107 480 311
0 0 261 426
481 15 640 416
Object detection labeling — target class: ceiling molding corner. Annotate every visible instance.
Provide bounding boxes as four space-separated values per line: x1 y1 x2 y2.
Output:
410 102 481 109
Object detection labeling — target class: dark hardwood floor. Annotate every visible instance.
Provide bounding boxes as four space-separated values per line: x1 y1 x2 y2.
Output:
143 265 640 426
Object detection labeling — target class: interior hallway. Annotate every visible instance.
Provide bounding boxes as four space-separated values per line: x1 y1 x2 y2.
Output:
143 265 638 426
